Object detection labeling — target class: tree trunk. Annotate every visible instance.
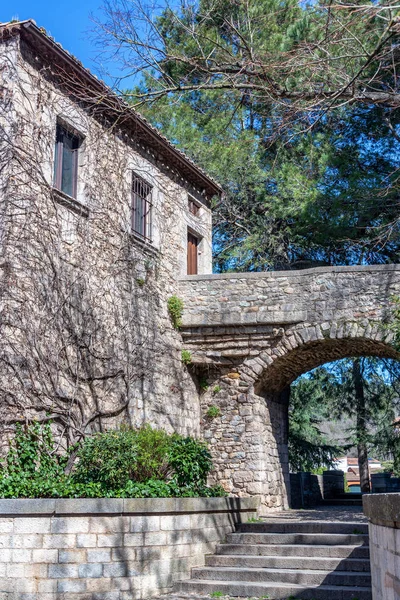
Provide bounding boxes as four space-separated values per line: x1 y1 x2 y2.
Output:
353 358 370 493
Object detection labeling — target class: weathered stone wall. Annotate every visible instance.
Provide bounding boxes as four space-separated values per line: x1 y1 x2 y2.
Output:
363 493 400 600
0 497 258 599
0 32 214 444
180 266 400 511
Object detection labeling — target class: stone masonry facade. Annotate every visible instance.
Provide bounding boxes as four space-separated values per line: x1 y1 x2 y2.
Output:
178 266 400 511
0 21 218 447
0 498 258 599
1 21 400 515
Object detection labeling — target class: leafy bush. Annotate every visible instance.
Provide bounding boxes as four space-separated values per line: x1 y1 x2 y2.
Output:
167 296 184 329
73 425 171 489
0 422 227 499
169 436 213 489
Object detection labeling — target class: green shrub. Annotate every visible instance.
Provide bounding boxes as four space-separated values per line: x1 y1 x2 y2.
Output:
169 436 213 489
167 296 184 329
73 425 171 489
0 422 227 499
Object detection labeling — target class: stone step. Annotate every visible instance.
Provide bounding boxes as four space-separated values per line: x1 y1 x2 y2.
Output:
191 566 372 587
206 553 371 572
227 532 369 546
217 542 370 558
174 579 373 599
238 521 369 534
319 499 363 506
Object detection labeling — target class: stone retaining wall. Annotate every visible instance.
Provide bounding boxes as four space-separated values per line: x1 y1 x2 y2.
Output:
363 493 400 600
0 497 258 599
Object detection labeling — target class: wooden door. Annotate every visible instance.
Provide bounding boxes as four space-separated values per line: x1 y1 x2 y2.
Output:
187 232 198 275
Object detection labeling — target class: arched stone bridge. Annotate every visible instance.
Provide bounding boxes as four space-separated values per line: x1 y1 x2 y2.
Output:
178 265 400 511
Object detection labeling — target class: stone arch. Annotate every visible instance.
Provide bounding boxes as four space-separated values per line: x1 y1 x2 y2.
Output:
200 322 400 513
247 322 399 395
233 323 400 511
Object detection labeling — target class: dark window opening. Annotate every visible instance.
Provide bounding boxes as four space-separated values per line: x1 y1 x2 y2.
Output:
187 232 199 275
132 174 153 241
53 124 81 198
188 196 200 216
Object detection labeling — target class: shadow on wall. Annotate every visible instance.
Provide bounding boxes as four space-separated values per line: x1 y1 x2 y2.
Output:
83 499 250 598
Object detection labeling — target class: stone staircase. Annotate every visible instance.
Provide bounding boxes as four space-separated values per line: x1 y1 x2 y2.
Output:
173 520 372 599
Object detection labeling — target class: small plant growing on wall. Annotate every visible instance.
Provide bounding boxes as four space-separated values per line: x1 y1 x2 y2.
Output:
206 405 221 419
181 349 192 365
168 296 184 329
199 377 209 391
212 385 221 394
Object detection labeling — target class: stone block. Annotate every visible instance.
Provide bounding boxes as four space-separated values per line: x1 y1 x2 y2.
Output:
24 563 48 578
59 548 87 563
14 517 51 534
48 563 79 578
129 516 160 532
43 534 76 548
124 533 144 547
11 548 32 562
144 531 168 546
51 516 89 534
55 498 123 515
102 561 130 577
123 498 176 514
87 548 112 563
89 516 130 533
7 563 26 578
97 534 123 547
37 579 58 593
0 536 12 549
57 579 87 593
76 533 97 548
112 547 137 562
32 548 58 563
12 533 43 548
86 578 113 592
0 499 56 515
0 519 13 533
79 562 103 578
161 515 191 531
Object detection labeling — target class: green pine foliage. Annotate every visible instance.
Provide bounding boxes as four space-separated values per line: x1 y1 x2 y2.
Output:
0 423 226 499
128 0 400 272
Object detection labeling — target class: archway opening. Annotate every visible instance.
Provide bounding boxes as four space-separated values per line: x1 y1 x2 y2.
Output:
255 337 400 507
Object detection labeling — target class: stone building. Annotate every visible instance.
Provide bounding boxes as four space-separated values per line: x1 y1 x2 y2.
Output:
0 20 220 447
2 20 400 513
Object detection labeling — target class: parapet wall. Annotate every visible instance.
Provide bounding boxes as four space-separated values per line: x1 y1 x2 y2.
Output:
363 493 400 600
179 264 400 328
0 497 258 599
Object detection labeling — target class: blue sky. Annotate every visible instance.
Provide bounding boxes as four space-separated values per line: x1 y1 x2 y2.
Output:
1 0 101 70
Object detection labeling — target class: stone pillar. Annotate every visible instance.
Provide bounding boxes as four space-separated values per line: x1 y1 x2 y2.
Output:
200 372 289 512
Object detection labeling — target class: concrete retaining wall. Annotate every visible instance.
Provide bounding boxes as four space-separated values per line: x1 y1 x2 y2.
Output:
363 493 400 600
0 497 258 599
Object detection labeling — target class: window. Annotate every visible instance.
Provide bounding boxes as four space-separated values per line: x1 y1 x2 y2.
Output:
188 196 200 216
132 173 152 241
53 124 81 198
187 231 199 275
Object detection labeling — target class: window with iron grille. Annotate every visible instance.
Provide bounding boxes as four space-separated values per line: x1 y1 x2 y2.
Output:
53 123 82 198
188 195 200 216
131 173 153 241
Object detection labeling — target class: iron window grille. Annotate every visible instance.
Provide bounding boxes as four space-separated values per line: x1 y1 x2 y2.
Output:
53 123 81 199
188 196 200 216
131 173 153 242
